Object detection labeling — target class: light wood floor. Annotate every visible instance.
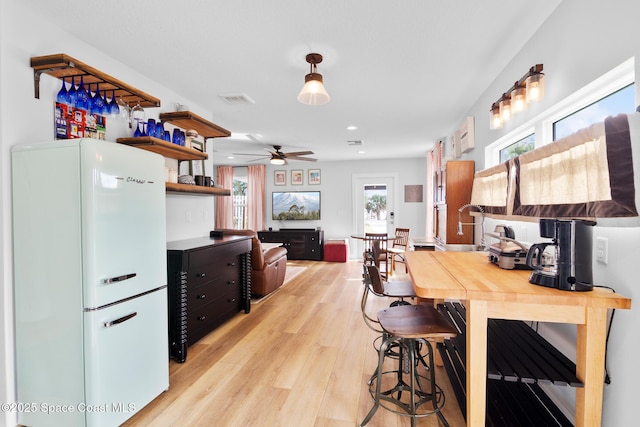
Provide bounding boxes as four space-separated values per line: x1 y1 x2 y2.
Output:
123 260 466 427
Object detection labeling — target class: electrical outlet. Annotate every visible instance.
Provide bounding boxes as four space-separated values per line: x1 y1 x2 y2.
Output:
185 210 192 222
596 237 608 264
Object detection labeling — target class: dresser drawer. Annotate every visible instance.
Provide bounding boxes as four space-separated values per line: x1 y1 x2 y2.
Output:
188 298 241 343
188 250 241 288
188 278 241 311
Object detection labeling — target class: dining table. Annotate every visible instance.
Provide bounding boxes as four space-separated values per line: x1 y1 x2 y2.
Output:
405 250 631 427
350 234 398 275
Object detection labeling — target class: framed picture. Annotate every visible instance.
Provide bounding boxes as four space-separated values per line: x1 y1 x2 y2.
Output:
291 169 303 185
308 169 321 185
274 170 286 186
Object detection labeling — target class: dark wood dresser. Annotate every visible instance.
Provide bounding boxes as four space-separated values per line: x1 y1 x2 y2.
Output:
258 229 324 260
166 235 252 363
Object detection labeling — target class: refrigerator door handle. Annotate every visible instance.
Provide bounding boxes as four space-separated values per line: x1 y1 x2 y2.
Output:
104 312 137 328
101 273 137 284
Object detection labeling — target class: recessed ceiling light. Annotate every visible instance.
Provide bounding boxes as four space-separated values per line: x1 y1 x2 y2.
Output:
227 156 235 159
346 125 358 130
358 150 366 154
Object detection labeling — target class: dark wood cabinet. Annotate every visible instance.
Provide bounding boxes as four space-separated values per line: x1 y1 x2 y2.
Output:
166 235 252 363
258 229 324 260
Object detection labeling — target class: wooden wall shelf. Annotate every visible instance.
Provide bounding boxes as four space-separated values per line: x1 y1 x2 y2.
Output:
30 54 160 107
159 111 231 139
117 137 208 161
166 183 230 196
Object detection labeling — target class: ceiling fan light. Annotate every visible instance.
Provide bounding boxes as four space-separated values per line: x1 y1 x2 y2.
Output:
298 73 330 105
270 158 286 165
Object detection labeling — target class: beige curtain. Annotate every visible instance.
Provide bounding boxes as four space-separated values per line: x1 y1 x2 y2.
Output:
471 113 638 221
215 166 235 229
515 113 637 218
470 161 513 216
247 164 265 231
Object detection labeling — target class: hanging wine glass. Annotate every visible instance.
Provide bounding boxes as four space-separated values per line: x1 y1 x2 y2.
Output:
117 96 131 125
108 90 120 116
68 76 78 108
90 83 105 116
56 78 70 106
102 91 110 116
130 101 145 128
76 76 89 111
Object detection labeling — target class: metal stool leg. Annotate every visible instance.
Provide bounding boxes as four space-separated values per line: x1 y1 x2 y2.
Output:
361 335 450 426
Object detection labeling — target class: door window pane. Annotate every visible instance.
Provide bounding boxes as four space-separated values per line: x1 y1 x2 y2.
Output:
364 185 387 233
553 84 635 141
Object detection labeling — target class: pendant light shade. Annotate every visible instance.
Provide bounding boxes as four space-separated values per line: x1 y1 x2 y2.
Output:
298 53 330 105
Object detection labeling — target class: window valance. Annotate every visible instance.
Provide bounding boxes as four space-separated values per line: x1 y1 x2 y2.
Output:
471 113 639 223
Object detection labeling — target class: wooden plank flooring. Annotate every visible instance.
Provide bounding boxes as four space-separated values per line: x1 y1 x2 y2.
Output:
123 260 466 427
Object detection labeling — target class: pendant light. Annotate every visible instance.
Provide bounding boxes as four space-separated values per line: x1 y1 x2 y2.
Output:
297 53 330 105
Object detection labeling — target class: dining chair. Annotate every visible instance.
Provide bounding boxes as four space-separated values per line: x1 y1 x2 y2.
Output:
386 227 410 274
363 233 389 278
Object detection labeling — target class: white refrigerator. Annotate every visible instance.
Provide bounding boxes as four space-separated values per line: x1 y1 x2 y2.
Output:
12 139 169 426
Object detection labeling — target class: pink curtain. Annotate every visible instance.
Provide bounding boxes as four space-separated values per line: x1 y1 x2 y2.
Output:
247 164 265 231
215 166 235 229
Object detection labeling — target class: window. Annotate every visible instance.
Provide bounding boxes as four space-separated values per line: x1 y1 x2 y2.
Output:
499 133 535 162
232 169 247 229
553 84 635 140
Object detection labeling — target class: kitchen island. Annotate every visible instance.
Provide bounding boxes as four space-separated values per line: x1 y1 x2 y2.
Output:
405 250 631 427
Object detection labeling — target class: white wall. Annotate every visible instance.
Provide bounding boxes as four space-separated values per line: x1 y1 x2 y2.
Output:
455 1 640 424
259 157 427 258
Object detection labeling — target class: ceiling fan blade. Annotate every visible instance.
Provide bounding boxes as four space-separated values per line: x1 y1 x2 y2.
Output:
287 156 317 162
232 153 270 157
283 150 314 157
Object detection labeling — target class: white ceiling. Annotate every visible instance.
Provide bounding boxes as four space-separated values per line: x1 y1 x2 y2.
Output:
26 0 561 165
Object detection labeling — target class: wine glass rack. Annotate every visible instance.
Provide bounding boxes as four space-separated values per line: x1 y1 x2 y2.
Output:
30 53 160 108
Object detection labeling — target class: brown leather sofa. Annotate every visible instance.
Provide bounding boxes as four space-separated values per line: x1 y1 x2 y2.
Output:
219 229 288 297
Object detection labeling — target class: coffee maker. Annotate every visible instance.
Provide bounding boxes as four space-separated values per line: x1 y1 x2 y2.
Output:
525 219 596 291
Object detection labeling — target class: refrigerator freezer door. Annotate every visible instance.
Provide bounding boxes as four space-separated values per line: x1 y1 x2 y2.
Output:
83 288 169 427
79 140 167 308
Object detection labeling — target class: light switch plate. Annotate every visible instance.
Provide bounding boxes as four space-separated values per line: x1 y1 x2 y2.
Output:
596 237 608 264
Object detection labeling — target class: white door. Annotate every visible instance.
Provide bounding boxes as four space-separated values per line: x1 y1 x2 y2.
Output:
352 174 397 258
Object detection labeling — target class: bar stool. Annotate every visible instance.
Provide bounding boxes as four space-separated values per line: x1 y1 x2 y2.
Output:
360 304 458 427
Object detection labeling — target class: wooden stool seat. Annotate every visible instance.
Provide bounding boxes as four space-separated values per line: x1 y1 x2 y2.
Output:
378 304 458 339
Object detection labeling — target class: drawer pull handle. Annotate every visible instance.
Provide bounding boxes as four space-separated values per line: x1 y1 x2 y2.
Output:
104 312 137 328
227 281 235 285
198 316 206 321
227 262 236 267
228 298 236 303
196 272 206 278
101 273 136 284
198 294 206 299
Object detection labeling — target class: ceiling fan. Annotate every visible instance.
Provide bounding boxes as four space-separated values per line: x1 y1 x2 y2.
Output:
233 145 317 165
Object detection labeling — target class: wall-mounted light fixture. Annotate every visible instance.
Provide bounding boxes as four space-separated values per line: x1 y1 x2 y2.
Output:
297 53 330 105
490 64 544 130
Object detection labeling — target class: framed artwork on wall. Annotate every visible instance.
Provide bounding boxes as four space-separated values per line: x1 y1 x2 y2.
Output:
308 169 321 185
274 170 286 186
291 169 303 185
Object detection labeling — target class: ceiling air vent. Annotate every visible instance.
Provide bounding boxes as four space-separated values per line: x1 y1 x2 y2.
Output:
218 93 255 105
347 140 364 146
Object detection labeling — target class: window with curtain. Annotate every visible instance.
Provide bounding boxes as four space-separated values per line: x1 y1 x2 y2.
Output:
553 83 635 141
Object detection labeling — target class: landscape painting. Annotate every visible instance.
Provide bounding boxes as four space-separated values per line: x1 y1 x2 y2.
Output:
272 191 321 220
